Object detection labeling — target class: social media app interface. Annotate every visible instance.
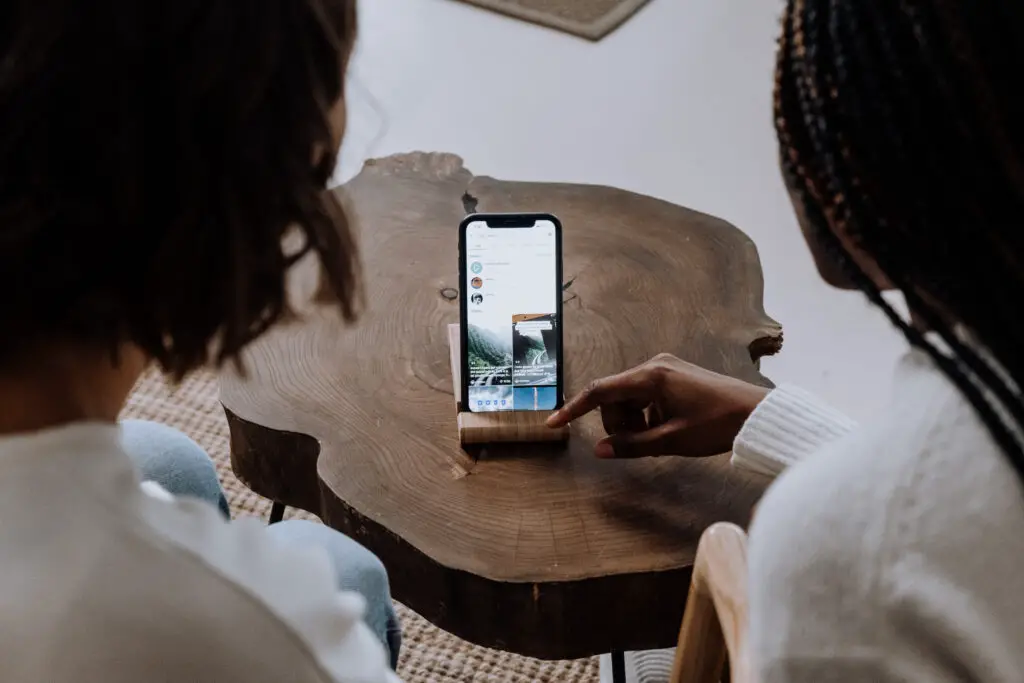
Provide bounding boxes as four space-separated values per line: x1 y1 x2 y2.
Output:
465 220 559 412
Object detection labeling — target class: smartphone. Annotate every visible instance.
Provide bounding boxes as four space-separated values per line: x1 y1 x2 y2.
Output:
459 213 564 413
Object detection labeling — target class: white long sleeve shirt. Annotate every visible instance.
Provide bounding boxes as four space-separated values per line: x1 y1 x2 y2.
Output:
0 423 400 683
732 349 1024 682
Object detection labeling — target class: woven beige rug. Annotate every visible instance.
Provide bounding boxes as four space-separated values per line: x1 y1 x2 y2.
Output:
121 367 599 682
452 0 653 40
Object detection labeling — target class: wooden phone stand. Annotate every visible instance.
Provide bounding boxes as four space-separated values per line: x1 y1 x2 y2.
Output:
448 323 569 446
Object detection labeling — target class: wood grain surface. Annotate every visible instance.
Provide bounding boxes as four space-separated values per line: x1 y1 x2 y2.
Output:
220 152 781 659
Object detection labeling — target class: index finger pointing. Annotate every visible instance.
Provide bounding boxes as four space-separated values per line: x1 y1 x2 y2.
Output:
546 368 651 428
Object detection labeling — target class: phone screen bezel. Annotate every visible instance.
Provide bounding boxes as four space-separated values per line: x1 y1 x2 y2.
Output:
458 212 565 413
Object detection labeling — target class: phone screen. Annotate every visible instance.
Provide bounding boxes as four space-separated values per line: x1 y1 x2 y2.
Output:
463 217 561 412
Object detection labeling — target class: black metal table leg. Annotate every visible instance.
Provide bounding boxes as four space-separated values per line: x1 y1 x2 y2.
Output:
268 501 286 525
611 649 626 683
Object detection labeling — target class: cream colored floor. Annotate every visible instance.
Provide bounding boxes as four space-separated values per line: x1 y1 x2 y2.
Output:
338 0 908 422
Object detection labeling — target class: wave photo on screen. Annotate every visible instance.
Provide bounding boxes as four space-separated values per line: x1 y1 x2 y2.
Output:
511 313 558 386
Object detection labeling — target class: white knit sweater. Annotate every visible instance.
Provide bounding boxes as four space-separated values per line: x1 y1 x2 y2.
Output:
0 424 399 683
732 348 1024 682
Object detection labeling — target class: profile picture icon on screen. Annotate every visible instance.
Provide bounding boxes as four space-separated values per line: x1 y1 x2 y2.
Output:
471 293 483 304
471 277 483 289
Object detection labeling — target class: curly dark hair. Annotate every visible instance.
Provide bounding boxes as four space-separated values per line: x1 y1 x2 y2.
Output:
0 0 360 379
775 1 1024 477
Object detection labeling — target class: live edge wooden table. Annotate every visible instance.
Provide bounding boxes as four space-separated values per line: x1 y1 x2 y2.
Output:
220 152 781 670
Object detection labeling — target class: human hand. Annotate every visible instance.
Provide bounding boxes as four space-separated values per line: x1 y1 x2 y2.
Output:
547 354 769 459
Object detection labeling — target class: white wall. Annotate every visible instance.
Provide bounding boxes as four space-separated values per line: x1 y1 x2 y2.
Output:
336 0 908 420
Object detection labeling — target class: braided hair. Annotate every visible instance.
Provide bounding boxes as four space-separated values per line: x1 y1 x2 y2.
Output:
774 0 1024 478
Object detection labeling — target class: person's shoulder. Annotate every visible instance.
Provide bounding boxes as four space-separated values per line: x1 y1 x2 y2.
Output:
753 347 1009 518
750 347 1014 563
130 495 397 683
748 348 1024 672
